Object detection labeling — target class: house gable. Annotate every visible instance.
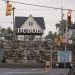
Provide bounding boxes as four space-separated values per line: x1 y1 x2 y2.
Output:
20 15 42 30
15 15 45 29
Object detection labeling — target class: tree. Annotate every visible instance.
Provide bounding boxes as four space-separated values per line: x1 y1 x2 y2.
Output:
1 28 6 34
5 27 13 40
6 27 13 35
45 31 53 39
45 31 58 41
55 20 67 35
53 32 58 39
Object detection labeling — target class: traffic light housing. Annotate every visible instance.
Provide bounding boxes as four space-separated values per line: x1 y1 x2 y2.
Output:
55 37 60 45
59 35 64 43
6 0 12 16
67 10 71 25
55 35 64 44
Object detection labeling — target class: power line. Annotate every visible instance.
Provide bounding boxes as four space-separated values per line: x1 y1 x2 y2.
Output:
0 22 13 24
9 1 75 11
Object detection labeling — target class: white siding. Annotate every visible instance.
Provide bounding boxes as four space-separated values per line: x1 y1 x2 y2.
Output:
17 35 24 40
17 15 45 41
68 29 75 38
64 29 75 39
20 15 43 33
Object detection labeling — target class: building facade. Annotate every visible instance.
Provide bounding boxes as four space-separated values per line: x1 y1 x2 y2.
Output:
68 24 75 39
63 23 75 43
15 15 45 41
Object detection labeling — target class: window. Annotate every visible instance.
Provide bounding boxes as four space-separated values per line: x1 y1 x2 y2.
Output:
31 29 32 33
16 28 18 33
24 29 26 33
72 32 75 37
29 21 33 26
24 29 28 33
26 29 28 33
21 29 23 32
29 29 30 33
31 21 33 26
33 29 35 33
36 29 37 33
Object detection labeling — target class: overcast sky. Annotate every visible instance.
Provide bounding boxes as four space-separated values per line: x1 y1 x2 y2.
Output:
0 0 75 36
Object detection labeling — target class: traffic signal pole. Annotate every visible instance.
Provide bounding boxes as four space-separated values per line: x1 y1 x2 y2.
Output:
12 7 15 32
65 10 72 51
12 7 16 40
61 7 67 68
64 22 68 68
61 7 64 23
64 10 72 68
65 22 68 51
6 1 16 40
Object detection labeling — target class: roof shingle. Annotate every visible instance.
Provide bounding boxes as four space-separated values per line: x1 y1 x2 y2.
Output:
15 16 45 29
68 24 75 29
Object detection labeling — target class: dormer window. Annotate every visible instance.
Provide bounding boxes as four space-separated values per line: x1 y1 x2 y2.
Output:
29 21 33 26
31 21 33 26
33 29 35 33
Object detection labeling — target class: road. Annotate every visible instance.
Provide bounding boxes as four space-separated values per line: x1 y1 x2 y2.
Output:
0 68 69 75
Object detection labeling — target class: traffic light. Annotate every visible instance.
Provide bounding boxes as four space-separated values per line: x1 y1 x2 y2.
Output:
55 37 60 45
55 35 64 44
55 37 58 43
59 35 64 43
67 10 72 25
6 0 12 16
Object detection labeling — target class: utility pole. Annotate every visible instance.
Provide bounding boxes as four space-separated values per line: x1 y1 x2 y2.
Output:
12 7 15 40
60 7 64 35
61 6 64 21
61 7 67 68
65 23 68 51
65 10 72 51
50 44 52 69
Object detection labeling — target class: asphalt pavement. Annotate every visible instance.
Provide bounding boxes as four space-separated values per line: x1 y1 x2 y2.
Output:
0 68 69 75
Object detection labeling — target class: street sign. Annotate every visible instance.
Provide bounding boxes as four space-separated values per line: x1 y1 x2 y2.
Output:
57 51 72 63
45 61 50 72
46 61 50 65
69 40 72 44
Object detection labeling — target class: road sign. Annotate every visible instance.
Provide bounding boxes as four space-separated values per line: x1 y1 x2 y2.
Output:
69 40 72 44
46 61 50 65
45 61 50 71
57 51 72 63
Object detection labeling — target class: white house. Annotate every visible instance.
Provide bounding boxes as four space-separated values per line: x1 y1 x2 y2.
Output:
15 15 45 41
64 23 75 43
68 24 75 38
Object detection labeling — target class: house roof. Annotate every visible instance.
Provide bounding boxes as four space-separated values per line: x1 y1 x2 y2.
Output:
68 24 75 29
15 16 45 29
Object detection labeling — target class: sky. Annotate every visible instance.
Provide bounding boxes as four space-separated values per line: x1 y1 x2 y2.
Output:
0 0 75 36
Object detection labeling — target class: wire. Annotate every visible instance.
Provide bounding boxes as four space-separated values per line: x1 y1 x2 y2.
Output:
9 1 75 11
0 22 13 23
